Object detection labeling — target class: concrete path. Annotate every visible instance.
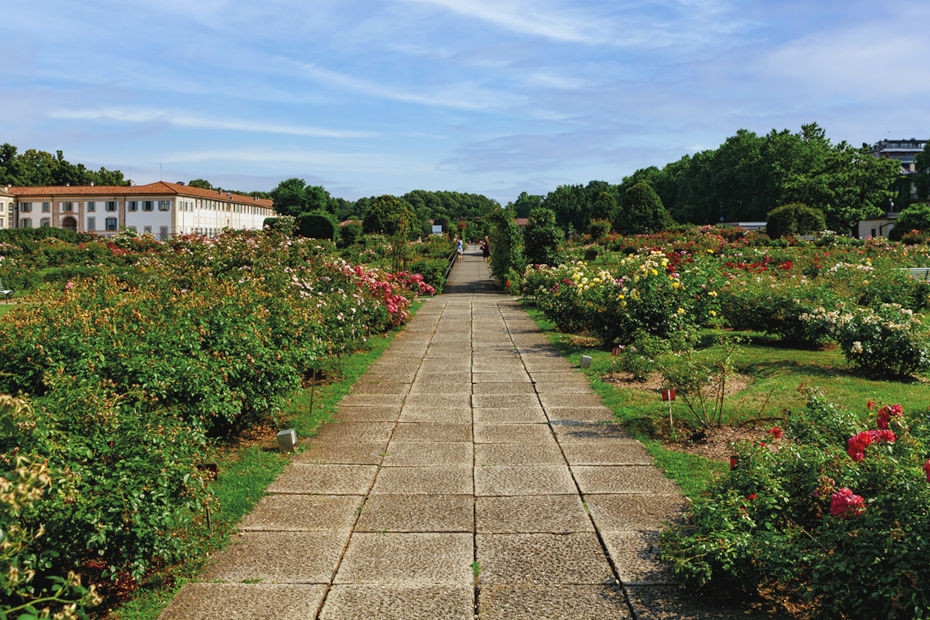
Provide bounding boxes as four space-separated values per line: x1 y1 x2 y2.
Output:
161 250 713 619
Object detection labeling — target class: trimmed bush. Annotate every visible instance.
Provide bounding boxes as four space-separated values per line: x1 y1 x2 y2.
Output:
523 208 563 266
612 183 673 235
339 222 363 247
296 210 337 240
765 203 826 239
889 203 930 241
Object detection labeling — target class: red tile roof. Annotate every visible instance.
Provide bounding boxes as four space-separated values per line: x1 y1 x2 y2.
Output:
8 182 274 209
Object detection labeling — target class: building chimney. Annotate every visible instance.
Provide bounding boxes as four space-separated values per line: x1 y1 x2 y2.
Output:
90 181 95 186
65 183 70 187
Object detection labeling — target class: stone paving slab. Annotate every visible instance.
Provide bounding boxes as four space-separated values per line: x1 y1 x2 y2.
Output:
348 382 411 395
529 371 591 383
474 423 555 444
331 406 401 422
476 533 617 586
624 585 772 618
573 466 680 495
202 531 348 583
337 393 406 407
334 533 473 585
473 407 548 424
476 495 593 533
474 443 565 466
265 464 378 495
562 441 653 465
585 493 687 531
409 380 472 394
472 393 541 409
545 406 616 421
356 495 474 532
471 382 537 394
550 420 634 442
371 465 474 495
473 371 531 382
160 583 327 619
540 393 609 408
311 421 395 443
398 407 472 423
294 442 386 465
392 422 472 442
474 465 577 496
477 585 631 619
603 530 675 585
239 495 363 532
382 441 473 466
320 585 474 620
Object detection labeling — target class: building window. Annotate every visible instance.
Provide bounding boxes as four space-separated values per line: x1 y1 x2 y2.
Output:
87 217 95 230
21 218 32 228
61 202 73 212
20 202 32 213
159 226 168 241
86 201 95 211
106 201 117 212
128 201 138 212
158 200 170 211
143 201 153 212
40 217 50 227
105 217 118 231
0 218 4 228
42 202 50 213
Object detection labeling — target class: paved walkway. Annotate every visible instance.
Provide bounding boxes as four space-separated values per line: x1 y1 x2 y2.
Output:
161 250 708 619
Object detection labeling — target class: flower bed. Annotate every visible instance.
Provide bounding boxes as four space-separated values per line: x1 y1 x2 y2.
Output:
0 228 435 617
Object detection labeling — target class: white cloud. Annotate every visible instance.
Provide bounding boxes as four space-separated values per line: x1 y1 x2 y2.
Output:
49 107 375 139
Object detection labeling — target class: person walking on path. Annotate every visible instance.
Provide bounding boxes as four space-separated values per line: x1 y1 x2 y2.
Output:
456 238 464 262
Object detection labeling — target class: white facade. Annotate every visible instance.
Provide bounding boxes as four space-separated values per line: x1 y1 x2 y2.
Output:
7 182 275 239
0 191 14 230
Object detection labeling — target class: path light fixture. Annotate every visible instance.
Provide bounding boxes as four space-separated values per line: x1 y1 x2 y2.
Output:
580 355 592 369
277 428 297 452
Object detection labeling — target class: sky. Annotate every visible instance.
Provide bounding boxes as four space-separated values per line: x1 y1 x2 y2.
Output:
2 0 928 203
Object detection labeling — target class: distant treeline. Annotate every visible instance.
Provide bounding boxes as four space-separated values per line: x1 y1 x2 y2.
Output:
0 144 128 187
508 124 909 236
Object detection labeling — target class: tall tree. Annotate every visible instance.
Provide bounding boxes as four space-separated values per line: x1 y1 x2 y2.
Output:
269 178 309 218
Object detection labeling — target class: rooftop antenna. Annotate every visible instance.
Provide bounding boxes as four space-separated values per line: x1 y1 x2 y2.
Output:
160 163 163 181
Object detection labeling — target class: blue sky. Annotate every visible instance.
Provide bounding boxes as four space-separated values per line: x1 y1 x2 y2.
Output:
2 0 928 203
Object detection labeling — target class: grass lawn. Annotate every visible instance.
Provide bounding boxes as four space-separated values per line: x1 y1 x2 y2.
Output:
0 304 11 318
112 305 418 619
521 301 930 498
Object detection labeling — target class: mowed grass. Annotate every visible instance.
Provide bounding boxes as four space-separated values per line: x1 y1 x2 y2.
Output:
521 302 930 497
0 304 11 318
113 303 420 620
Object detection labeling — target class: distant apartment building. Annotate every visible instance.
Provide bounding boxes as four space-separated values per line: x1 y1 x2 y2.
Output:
7 182 275 239
869 138 927 175
860 138 928 239
0 189 14 230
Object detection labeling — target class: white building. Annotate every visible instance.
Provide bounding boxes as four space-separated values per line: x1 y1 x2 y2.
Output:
8 182 275 239
0 188 14 230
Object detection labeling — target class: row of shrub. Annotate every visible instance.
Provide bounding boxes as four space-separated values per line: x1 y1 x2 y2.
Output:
0 228 435 617
661 392 930 617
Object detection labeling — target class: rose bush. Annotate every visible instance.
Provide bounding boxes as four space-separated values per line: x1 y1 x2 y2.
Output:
661 393 930 617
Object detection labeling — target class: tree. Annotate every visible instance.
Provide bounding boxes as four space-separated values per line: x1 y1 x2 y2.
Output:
766 203 826 238
915 142 930 203
590 191 617 222
362 195 415 236
488 206 523 284
523 208 564 266
510 192 543 218
613 183 673 234
188 179 214 189
889 203 930 241
269 178 308 218
305 185 331 213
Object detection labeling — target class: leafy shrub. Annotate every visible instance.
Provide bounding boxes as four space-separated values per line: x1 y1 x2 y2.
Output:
488 206 523 284
612 183 673 235
661 393 930 617
801 303 930 377
523 208 563 266
362 195 415 236
583 247 599 262
765 203 826 239
262 216 295 235
889 203 930 241
407 257 447 293
339 222 363 247
588 219 611 241
718 278 838 347
296 210 337 240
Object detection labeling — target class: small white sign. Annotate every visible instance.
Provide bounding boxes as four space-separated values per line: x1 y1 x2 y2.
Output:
431 225 443 234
